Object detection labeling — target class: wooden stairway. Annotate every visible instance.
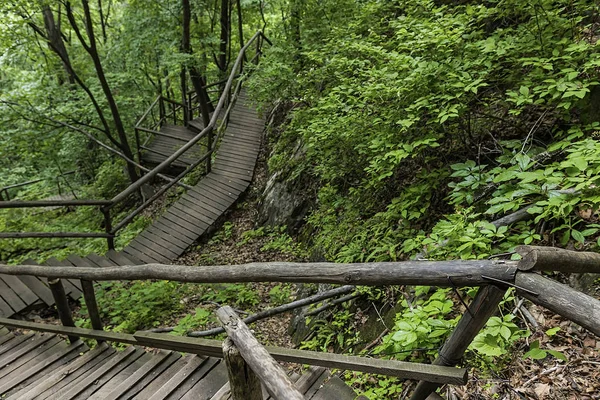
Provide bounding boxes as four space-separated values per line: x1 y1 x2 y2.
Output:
0 91 263 317
0 327 357 399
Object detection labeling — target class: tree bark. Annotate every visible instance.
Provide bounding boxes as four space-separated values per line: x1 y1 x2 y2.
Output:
219 0 230 74
65 0 139 184
42 6 74 84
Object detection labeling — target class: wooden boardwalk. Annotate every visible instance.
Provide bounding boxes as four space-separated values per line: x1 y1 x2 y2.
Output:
0 327 357 399
0 90 263 317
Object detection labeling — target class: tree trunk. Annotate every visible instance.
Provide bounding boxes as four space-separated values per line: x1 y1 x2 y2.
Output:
219 0 230 75
66 0 139 184
42 6 74 85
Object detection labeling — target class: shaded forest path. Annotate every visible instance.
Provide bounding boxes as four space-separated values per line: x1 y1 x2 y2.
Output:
0 90 263 318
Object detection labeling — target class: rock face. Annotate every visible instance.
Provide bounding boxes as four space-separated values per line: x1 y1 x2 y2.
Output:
258 171 309 232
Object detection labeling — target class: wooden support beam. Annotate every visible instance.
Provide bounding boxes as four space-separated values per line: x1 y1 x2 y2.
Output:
48 279 78 343
515 271 600 337
0 260 518 287
410 285 506 400
223 337 262 400
216 306 304 400
517 245 600 273
80 279 104 341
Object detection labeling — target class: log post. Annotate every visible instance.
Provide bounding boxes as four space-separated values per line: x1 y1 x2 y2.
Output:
216 306 304 400
101 206 115 250
410 285 506 400
516 245 600 273
48 279 79 343
206 127 213 173
515 271 600 337
223 337 262 400
80 279 104 342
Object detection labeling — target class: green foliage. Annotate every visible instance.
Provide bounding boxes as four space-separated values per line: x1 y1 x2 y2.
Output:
269 284 293 305
374 289 459 362
172 307 214 336
79 280 189 333
201 283 260 307
523 340 567 362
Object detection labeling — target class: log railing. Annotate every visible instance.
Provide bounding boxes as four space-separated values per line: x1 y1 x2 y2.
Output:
0 31 271 250
0 246 599 399
0 170 76 201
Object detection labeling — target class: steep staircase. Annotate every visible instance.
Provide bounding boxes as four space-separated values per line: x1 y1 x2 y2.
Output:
0 90 263 318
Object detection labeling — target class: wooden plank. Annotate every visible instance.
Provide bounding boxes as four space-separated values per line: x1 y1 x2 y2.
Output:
164 209 207 234
131 354 192 400
303 370 329 399
310 375 357 400
191 183 238 206
146 356 210 400
213 156 257 170
106 250 144 265
102 350 173 400
0 334 34 357
141 230 188 253
17 274 53 306
5 344 111 400
0 340 86 398
0 336 62 380
215 150 258 165
211 166 253 182
203 175 249 198
153 219 198 242
115 352 183 400
165 209 209 237
122 247 158 265
0 297 14 317
55 346 142 400
0 278 27 313
126 240 170 263
178 193 225 218
171 200 219 227
147 222 195 245
205 173 249 192
88 352 156 400
86 253 115 268
218 141 259 156
160 211 206 237
167 357 221 399
73 348 148 400
0 275 38 306
135 233 181 260
0 334 56 368
180 361 228 400
143 224 192 249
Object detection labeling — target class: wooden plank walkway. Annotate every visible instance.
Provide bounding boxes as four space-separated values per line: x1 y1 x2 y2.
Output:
0 90 263 317
0 327 357 399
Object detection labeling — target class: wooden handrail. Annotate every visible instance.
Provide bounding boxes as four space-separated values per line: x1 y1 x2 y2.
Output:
217 306 305 400
0 260 518 286
0 199 112 208
109 30 267 206
135 95 161 128
0 232 114 239
0 317 467 384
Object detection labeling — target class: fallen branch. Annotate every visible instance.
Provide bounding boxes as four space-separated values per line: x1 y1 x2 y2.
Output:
148 285 356 336
304 293 361 316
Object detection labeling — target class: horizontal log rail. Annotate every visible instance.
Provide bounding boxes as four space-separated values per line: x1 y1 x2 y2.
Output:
0 199 112 208
0 232 114 239
0 260 518 286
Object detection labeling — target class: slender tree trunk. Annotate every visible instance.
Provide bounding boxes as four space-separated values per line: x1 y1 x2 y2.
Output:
42 6 74 85
66 0 139 184
183 0 213 126
236 0 244 50
219 0 230 74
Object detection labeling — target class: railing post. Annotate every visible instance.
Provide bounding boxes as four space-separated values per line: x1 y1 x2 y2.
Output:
206 127 213 173
135 128 142 167
223 337 262 400
48 279 79 343
80 279 104 341
159 96 166 122
410 285 506 400
101 206 115 250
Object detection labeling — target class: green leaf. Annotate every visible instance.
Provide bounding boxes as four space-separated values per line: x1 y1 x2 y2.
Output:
545 327 560 336
524 348 547 360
